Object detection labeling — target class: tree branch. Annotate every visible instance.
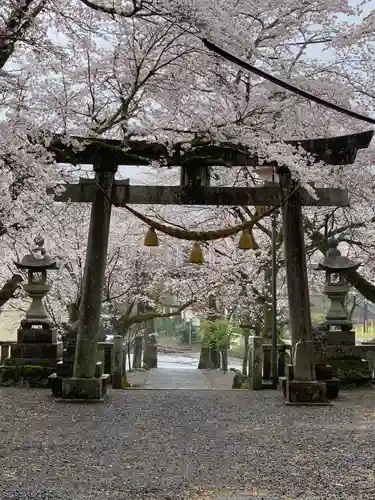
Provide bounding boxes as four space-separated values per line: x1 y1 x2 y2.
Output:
0 0 47 70
0 274 23 309
118 298 194 331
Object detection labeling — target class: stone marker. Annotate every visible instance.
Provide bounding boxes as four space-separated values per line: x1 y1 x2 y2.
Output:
249 336 263 390
112 335 124 389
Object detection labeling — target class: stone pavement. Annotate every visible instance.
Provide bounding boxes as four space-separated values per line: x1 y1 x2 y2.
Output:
146 366 213 389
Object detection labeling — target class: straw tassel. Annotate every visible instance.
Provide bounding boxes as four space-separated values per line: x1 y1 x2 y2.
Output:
239 229 253 250
144 227 159 246
188 242 204 264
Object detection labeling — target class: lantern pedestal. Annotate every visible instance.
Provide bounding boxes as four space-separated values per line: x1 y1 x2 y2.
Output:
326 329 355 346
282 361 339 401
285 380 332 405
1 322 63 387
61 376 104 401
324 343 372 387
49 326 109 398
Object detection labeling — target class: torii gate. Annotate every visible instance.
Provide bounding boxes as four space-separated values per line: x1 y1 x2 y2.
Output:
48 129 373 402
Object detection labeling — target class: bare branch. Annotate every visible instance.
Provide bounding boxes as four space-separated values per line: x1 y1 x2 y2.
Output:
0 0 47 70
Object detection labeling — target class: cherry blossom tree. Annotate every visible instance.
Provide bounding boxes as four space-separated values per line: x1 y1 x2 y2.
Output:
1 0 375 335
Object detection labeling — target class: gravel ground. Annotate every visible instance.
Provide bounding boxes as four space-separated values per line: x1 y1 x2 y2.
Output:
1 388 375 500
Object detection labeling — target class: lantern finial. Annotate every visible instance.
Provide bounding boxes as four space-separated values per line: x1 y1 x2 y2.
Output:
14 235 57 270
318 237 360 273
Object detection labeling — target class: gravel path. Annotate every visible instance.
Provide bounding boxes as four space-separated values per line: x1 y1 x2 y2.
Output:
1 388 375 499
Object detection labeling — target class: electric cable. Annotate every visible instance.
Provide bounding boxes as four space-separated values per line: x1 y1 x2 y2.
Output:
140 3 375 125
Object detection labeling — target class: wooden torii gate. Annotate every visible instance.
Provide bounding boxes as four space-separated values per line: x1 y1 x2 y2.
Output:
49 129 373 401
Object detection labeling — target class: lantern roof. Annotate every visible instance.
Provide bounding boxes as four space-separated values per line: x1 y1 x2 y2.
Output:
14 236 57 271
317 237 360 272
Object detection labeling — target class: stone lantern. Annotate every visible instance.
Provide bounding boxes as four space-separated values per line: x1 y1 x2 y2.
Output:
0 236 63 387
15 236 58 329
316 237 371 387
317 237 360 344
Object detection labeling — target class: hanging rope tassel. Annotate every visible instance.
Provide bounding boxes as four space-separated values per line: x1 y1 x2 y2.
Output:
189 242 204 264
144 227 159 246
239 229 254 250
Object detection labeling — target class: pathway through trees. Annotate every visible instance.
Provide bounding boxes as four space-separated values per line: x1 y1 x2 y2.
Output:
146 366 213 389
144 351 243 389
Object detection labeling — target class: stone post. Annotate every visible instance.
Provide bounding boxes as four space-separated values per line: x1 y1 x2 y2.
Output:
133 335 143 369
62 163 117 400
1 344 10 362
277 345 287 377
262 344 271 379
111 336 124 389
250 336 263 390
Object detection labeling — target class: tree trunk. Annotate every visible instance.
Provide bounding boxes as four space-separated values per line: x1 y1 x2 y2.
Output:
0 1 47 71
0 274 23 310
139 302 158 369
133 336 142 369
242 330 250 376
198 343 221 369
262 267 272 342
211 344 221 369
67 300 80 324
221 347 228 372
143 333 158 368
197 294 221 369
198 346 210 369
347 271 375 305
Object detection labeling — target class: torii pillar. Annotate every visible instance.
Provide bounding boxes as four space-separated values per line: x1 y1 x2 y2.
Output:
278 167 324 403
61 162 118 400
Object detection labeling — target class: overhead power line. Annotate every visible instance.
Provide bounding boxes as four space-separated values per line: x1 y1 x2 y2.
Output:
140 3 375 126
202 39 375 125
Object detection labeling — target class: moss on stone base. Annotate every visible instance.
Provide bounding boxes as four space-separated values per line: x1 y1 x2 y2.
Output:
330 359 372 387
121 375 131 389
0 364 52 388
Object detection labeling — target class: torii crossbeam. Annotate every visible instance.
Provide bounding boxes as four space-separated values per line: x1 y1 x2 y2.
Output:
48 130 373 402
54 178 348 207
